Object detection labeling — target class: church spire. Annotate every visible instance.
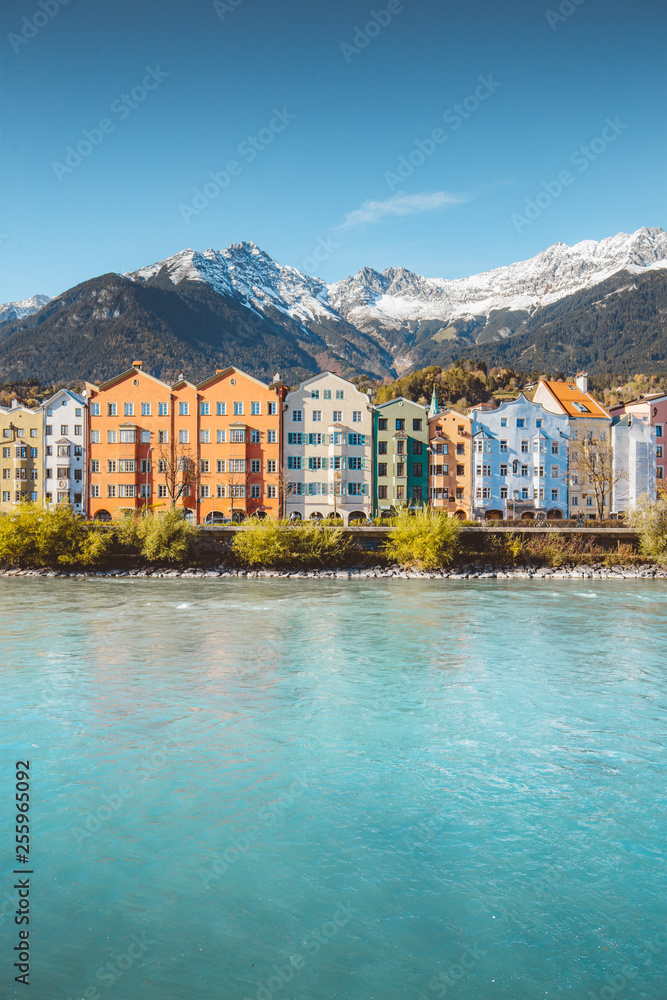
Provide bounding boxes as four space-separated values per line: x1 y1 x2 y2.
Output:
428 385 439 418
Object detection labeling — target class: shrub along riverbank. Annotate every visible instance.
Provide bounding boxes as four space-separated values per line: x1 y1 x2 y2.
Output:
0 504 663 573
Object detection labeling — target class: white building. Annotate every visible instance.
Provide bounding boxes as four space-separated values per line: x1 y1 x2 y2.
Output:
43 389 86 511
283 372 373 522
611 413 656 513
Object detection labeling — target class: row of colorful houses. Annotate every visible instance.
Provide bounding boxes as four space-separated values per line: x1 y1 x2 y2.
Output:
0 364 664 523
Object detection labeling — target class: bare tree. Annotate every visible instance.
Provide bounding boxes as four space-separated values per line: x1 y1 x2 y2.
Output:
156 444 199 510
568 429 624 519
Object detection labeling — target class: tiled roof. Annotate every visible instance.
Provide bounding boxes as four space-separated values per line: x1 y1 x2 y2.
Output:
539 380 609 420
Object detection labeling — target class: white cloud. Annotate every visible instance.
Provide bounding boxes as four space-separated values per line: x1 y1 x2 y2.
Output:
337 191 467 230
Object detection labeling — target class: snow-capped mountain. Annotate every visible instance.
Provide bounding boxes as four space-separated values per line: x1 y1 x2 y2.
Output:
0 294 51 325
2 228 667 384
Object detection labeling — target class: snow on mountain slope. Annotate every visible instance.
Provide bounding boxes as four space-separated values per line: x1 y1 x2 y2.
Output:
0 294 51 325
328 227 667 328
125 242 338 330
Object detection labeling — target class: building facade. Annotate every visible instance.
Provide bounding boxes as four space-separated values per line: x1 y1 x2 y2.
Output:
609 392 667 493
470 395 570 520
86 363 285 522
0 402 44 511
373 397 428 514
43 389 86 512
427 392 472 518
283 372 373 522
611 413 656 513
534 373 612 518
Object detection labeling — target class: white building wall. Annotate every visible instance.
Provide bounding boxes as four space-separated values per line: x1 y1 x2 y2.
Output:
612 416 656 512
43 390 86 511
283 373 373 521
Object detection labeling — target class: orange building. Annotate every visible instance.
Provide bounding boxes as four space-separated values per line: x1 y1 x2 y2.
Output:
85 363 285 522
427 390 472 518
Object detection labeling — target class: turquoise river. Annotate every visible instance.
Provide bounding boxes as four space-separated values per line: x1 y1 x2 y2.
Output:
1 578 666 1000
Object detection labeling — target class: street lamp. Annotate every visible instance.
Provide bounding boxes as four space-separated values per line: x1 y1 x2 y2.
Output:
144 446 153 515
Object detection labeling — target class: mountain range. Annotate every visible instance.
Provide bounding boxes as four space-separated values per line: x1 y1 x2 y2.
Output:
2 227 667 385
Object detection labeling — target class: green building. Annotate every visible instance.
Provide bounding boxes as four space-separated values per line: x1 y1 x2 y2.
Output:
373 397 429 514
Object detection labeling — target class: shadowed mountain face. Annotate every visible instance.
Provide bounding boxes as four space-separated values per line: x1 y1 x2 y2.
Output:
2 230 667 385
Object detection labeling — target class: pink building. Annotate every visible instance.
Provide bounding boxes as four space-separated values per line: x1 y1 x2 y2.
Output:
609 393 667 489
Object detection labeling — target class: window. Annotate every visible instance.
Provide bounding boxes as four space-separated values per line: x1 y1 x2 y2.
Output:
158 430 168 444
230 485 246 498
107 485 116 497
551 489 559 501
378 462 387 476
396 463 405 477
119 430 135 443
179 402 189 416
500 418 507 427
234 402 243 416
536 419 542 428
287 432 303 445
521 440 528 452
378 418 388 430
118 485 136 498
571 496 579 506
216 430 227 443
292 410 303 422
123 403 134 417
57 445 70 457
216 460 226 473
657 446 663 459
332 410 342 423
179 430 189 444
336 390 344 399
396 440 405 455
395 419 404 430
456 443 465 455
2 448 8 458
200 430 210 443
312 410 322 422
107 431 117 444
158 485 168 498
348 482 366 496
500 486 508 499
572 402 590 413
657 467 664 480
216 485 226 498
198 460 209 473
538 488 545 500
476 464 492 477
90 431 100 444
287 456 302 470
378 441 387 455
586 496 594 507
500 464 507 476
321 389 331 400
16 429 24 439
230 429 245 443
158 403 168 416
118 460 136 472
73 424 82 437
90 459 100 473
140 460 151 473
229 459 246 473
413 463 423 477
521 465 528 476
378 485 388 499
516 419 525 428
352 411 362 423
521 488 529 500
457 464 464 476
251 459 261 473
267 402 277 415
107 460 117 473
551 442 559 455
90 484 100 498
200 402 210 416
413 441 423 455
200 485 210 498
31 448 38 458
141 402 151 416
656 424 663 438
348 457 364 470
535 466 545 478
250 484 261 498
267 460 276 474
216 402 227 416
107 403 117 416
413 419 422 431
3 430 10 439
396 486 405 500
267 430 277 443
572 430 578 440
251 402 260 415
90 403 100 416
30 428 39 438
310 389 320 399
141 484 151 498
348 434 365 446
551 465 559 478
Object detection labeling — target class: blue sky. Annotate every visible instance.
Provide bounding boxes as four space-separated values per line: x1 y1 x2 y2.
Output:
1 0 665 301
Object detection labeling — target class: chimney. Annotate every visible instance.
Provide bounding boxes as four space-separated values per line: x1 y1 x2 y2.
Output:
11 398 19 408
132 360 142 370
178 371 185 382
273 372 281 383
576 371 588 394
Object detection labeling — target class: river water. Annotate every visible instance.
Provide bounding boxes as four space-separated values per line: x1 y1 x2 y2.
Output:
1 578 666 1000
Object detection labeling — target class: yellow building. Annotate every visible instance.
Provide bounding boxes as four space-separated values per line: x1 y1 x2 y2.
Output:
0 401 45 511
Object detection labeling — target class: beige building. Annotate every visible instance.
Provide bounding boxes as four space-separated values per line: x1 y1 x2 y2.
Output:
0 401 45 511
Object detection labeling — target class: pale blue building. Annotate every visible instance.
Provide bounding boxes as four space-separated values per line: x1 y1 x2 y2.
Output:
470 395 570 520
